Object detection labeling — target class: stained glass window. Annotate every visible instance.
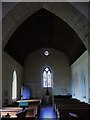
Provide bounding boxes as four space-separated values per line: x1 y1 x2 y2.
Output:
43 67 52 87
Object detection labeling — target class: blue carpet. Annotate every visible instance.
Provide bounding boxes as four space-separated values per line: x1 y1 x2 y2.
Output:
39 105 56 119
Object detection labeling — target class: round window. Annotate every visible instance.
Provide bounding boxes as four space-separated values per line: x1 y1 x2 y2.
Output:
44 50 49 56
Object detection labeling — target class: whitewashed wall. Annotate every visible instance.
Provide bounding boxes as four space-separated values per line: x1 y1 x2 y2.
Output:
71 50 89 103
24 48 71 98
2 51 24 105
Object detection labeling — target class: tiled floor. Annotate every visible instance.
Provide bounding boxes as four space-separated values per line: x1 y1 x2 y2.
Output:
39 105 56 119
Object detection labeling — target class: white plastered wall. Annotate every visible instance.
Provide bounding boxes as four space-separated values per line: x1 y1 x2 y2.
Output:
2 51 24 105
71 50 89 103
24 48 71 98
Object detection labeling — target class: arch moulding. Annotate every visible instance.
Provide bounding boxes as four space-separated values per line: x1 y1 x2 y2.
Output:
2 2 88 49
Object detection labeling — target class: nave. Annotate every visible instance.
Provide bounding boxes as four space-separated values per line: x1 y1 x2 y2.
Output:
0 96 90 120
1 2 89 120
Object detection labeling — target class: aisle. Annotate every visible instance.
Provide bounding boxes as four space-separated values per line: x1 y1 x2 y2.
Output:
39 105 56 119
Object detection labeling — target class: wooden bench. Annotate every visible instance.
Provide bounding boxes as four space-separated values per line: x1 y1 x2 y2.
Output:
0 99 41 119
0 107 36 119
54 97 90 120
0 107 22 118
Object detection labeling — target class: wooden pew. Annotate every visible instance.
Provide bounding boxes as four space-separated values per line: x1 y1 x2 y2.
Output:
54 96 90 120
0 107 22 118
17 99 41 117
0 99 41 119
0 107 36 120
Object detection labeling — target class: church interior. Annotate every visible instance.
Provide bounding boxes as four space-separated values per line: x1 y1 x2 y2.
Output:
0 1 90 120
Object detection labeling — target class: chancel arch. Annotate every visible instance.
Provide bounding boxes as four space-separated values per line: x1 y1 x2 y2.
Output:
2 2 88 50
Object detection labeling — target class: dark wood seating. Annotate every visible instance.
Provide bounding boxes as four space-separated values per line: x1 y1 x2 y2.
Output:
0 99 41 120
1 117 35 120
0 107 22 118
16 109 26 118
1 108 36 120
54 96 90 120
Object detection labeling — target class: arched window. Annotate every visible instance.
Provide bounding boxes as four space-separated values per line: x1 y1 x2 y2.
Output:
12 70 17 100
43 67 52 88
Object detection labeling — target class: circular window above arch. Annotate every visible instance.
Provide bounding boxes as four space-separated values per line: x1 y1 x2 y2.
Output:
44 50 50 56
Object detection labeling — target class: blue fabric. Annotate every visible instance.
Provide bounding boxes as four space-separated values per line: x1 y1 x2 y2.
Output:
22 85 30 99
19 102 28 107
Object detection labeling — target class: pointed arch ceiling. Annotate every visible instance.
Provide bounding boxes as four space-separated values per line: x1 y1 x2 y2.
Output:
4 8 86 66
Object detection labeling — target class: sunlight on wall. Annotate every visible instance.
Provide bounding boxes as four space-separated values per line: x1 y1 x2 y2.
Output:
71 50 88 103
